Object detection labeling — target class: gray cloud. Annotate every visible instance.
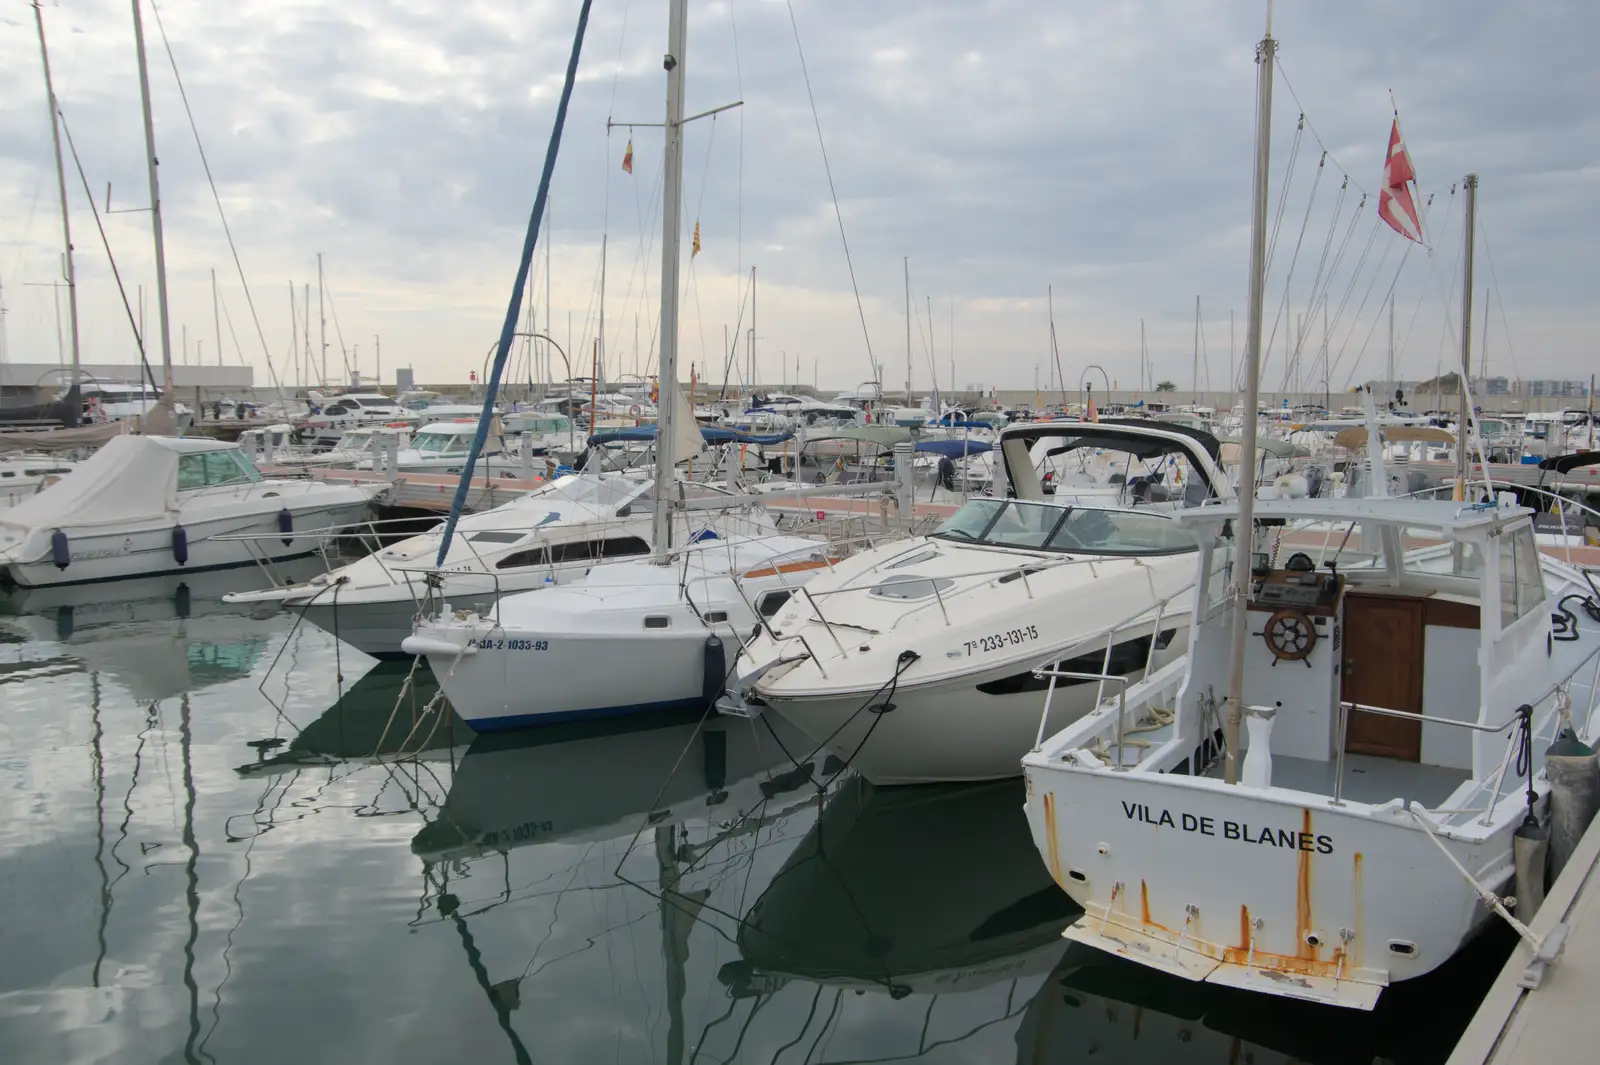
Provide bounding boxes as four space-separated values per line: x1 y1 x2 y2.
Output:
2 0 1594 394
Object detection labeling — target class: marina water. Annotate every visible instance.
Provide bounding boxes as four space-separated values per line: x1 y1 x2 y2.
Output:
0 578 1515 1063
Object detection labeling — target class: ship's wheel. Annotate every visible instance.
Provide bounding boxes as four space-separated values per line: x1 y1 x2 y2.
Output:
1262 608 1316 662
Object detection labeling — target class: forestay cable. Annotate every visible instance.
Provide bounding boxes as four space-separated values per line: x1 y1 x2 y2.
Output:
435 0 595 565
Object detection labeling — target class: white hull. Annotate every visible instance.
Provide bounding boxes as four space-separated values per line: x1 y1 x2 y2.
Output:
417 624 736 729
1 500 369 587
765 626 1188 784
1022 762 1506 1008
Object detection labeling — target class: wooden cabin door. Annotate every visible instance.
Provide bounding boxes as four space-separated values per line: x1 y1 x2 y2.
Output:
1340 595 1425 761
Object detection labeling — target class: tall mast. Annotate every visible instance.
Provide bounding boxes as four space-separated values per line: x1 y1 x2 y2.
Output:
289 282 298 387
598 232 607 386
211 268 221 367
33 2 80 417
650 0 689 557
130 0 174 397
1139 318 1147 396
927 295 935 409
1192 294 1200 406
1479 285 1489 382
1457 173 1478 495
1223 15 1276 786
317 253 327 386
903 257 912 404
302 282 310 390
749 265 757 390
1387 293 1395 403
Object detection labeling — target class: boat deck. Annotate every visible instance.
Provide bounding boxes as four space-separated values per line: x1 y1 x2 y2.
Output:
1447 806 1600 1064
1202 752 1471 808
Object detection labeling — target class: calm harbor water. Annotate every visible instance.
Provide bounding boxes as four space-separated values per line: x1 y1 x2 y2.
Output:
1 571 1515 1064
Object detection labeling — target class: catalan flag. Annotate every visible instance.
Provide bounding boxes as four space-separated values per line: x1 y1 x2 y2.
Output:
692 220 701 258
621 138 633 174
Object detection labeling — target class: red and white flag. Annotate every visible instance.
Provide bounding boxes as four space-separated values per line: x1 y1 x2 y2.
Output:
1379 119 1425 244
621 138 633 174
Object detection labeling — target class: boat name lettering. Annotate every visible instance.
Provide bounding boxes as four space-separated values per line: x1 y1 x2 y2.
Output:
465 638 549 651
1120 801 1332 854
964 625 1039 655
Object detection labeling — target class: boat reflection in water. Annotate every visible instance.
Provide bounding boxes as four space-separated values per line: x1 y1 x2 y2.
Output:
0 561 323 701
412 711 820 862
235 659 474 774
722 777 1074 1049
1016 923 1517 1065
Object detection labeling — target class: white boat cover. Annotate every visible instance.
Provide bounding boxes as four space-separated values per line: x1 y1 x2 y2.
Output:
0 435 231 533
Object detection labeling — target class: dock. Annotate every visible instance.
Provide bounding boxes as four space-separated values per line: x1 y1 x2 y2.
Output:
1447 808 1600 1064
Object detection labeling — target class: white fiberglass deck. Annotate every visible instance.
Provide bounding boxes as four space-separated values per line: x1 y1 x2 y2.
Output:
1204 752 1471 808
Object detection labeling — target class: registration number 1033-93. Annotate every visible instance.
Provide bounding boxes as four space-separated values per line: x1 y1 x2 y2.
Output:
964 625 1039 655
466 637 549 651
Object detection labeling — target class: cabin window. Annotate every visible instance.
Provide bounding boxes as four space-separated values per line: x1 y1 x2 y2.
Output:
495 535 650 569
468 531 523 544
1498 526 1545 627
178 450 261 490
644 616 670 629
757 590 793 618
704 611 728 623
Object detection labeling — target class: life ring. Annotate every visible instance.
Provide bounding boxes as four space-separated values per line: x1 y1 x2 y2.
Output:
630 404 642 417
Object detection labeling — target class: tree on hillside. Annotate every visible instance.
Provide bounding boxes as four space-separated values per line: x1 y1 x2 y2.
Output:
1155 380 1178 392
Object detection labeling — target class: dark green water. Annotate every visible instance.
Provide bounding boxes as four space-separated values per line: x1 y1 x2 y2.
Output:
0 572 1513 1064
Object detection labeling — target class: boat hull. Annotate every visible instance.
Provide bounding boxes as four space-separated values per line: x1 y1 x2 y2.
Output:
415 625 730 730
0 500 371 588
1021 761 1508 1007
762 627 1188 785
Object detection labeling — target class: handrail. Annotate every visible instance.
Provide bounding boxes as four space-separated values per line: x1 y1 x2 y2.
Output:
1032 670 1133 768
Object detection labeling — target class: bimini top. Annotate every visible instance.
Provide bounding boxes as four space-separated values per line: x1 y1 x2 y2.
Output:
1000 417 1223 463
1169 496 1533 536
0 435 239 532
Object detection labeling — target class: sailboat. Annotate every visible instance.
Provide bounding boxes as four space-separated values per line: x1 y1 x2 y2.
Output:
1020 18 1600 1010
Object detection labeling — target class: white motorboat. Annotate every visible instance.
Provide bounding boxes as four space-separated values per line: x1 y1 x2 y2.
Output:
224 471 780 659
719 420 1231 784
73 379 192 423
299 391 420 447
1021 495 1600 1009
0 452 78 511
404 531 835 730
0 435 381 588
357 420 525 478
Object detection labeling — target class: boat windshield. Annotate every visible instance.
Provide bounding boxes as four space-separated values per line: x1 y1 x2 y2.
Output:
524 473 649 510
413 432 464 454
930 499 1196 556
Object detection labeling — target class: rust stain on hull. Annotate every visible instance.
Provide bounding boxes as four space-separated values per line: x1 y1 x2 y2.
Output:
1042 792 1063 885
1140 879 1152 925
1296 808 1320 963
1351 851 1364 969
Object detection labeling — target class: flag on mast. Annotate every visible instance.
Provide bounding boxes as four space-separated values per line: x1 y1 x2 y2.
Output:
621 138 633 174
1379 119 1425 244
692 220 701 258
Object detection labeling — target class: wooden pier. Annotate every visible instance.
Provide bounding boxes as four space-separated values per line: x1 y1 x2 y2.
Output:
1448 809 1600 1064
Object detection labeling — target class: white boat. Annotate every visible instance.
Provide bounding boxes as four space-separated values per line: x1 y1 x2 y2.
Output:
73 379 192 423
0 436 381 587
299 391 420 446
0 452 78 511
719 419 1231 784
356 420 525 478
404 531 835 729
1021 494 1600 1009
224 471 780 659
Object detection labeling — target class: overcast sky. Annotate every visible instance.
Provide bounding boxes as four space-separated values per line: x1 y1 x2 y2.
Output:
2 0 1595 395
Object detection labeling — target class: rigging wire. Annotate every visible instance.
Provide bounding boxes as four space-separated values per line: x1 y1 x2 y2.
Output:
1260 149 1326 388
1475 212 1524 385
54 104 159 391
1273 59 1373 198
1262 114 1304 284
784 0 877 384
147 0 285 395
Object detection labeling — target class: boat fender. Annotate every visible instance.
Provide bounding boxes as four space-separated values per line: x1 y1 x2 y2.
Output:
50 529 70 570
172 524 189 565
1512 818 1549 920
277 507 294 545
1546 733 1600 882
702 633 727 709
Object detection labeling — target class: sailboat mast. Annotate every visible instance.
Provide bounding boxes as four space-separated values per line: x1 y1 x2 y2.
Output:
33 2 80 415
598 231 607 385
211 268 221 367
651 0 689 557
1192 295 1200 406
1223 17 1276 786
903 257 912 404
1457 174 1477 495
130 0 174 396
317 253 327 386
